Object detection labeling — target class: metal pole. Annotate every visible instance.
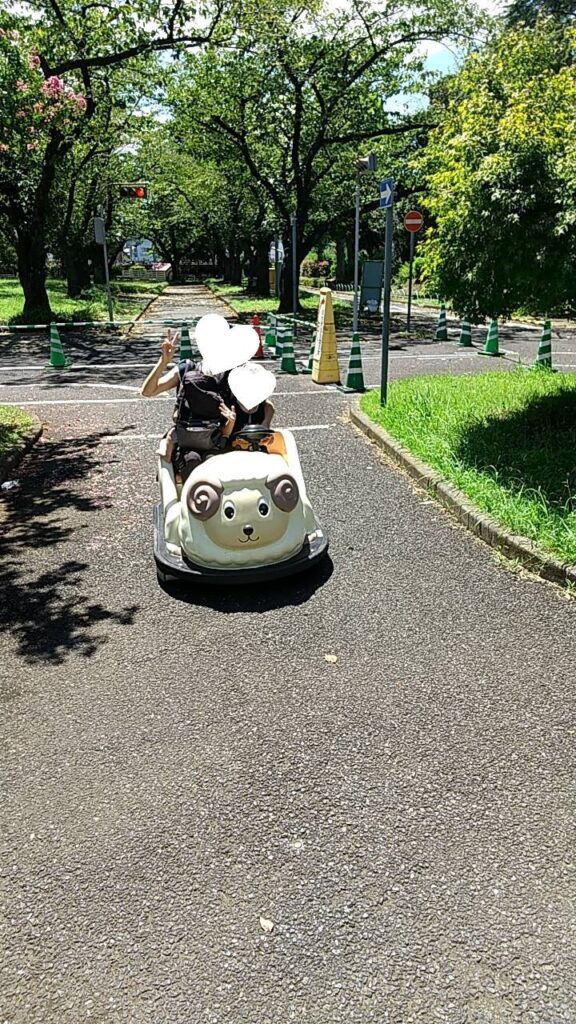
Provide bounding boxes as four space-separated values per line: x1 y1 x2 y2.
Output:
407 231 415 333
352 177 361 333
101 232 114 323
291 213 298 316
380 202 394 406
274 235 280 299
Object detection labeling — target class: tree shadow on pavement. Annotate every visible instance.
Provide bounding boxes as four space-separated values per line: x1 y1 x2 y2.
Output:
161 554 334 612
0 429 139 669
455 389 576 508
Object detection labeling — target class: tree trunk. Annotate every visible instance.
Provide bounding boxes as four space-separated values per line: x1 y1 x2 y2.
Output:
335 237 347 282
246 240 270 297
278 239 303 314
16 232 51 321
64 247 92 297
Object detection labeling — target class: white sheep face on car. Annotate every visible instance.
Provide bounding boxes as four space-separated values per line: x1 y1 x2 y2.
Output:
179 451 308 568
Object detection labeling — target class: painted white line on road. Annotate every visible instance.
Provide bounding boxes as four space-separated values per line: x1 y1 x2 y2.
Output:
0 389 346 406
98 423 336 442
0 362 154 371
0 381 140 393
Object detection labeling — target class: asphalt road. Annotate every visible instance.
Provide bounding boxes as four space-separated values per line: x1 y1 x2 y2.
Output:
1 286 576 1023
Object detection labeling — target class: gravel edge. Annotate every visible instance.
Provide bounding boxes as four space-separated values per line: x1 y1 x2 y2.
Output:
350 400 576 589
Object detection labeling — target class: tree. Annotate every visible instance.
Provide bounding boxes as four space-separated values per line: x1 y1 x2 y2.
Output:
505 0 576 26
0 0 231 319
417 20 576 320
169 0 481 311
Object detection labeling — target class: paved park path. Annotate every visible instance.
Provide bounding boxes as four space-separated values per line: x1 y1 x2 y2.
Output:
1 286 576 1023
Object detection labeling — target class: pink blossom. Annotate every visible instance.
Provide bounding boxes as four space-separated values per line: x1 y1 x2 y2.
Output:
16 80 29 92
0 143 8 153
27 143 37 151
28 53 41 69
75 95 87 111
33 102 44 114
42 75 64 97
16 110 26 119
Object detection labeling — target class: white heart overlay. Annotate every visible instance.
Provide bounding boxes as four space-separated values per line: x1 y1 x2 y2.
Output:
228 363 277 410
194 315 259 374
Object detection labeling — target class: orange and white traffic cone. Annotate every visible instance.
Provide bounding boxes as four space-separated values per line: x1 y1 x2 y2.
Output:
251 314 264 360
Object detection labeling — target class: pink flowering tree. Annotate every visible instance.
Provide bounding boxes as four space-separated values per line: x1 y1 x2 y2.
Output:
0 28 90 318
0 3 231 320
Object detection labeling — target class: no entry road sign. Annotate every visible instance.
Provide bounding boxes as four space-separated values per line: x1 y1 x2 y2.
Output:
404 210 424 233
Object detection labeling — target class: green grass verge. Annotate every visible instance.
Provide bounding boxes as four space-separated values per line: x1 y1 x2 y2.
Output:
0 405 36 460
361 370 576 565
206 280 353 325
0 277 164 325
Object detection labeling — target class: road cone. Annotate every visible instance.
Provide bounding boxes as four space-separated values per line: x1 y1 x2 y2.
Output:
479 319 501 357
47 323 70 368
340 332 365 392
265 314 277 356
312 288 340 385
179 322 194 361
279 323 297 374
458 320 473 348
251 314 264 359
435 305 448 342
533 320 555 370
301 333 315 374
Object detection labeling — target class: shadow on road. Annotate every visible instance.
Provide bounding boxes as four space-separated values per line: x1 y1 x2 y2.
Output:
456 389 576 508
160 554 334 612
0 429 139 669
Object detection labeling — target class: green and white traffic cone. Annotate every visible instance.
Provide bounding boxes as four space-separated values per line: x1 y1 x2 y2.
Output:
265 314 278 356
279 324 297 374
47 323 70 369
301 332 315 374
458 320 473 348
533 320 555 371
179 322 194 362
342 332 365 392
276 319 288 363
435 304 448 342
479 319 501 357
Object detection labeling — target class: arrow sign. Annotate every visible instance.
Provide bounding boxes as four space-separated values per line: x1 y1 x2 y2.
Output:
404 210 424 233
379 179 394 209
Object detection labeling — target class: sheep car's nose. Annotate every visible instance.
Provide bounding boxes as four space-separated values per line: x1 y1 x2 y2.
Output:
243 525 254 537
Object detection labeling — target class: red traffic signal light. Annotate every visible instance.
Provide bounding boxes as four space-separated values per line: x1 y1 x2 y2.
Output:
119 184 147 199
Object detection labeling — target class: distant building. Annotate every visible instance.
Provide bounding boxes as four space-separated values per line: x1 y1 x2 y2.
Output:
122 238 155 264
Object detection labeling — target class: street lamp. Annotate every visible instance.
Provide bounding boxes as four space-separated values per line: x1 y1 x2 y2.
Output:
352 153 377 334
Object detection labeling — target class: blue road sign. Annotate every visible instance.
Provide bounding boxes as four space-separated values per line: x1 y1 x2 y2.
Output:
379 179 394 209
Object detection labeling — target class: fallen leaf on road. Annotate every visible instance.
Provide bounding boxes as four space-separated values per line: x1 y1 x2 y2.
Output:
324 654 338 664
260 916 274 933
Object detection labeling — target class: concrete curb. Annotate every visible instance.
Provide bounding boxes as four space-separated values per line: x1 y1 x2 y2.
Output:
0 415 43 486
350 401 576 589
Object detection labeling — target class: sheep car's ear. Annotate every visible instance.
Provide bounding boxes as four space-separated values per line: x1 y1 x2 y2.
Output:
266 472 299 512
187 478 224 520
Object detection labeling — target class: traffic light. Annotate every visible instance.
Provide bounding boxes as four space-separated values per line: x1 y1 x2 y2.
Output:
119 184 147 199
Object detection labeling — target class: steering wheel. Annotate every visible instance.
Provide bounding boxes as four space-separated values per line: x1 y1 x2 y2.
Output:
232 425 275 452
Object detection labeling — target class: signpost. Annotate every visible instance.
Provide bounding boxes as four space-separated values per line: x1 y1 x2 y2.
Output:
93 215 114 322
379 179 394 405
403 210 424 333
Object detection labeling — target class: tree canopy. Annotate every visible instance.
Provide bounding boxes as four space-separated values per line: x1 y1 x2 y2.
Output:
417 19 576 320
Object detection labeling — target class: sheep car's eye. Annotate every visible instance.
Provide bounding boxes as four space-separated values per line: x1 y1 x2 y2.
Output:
224 501 236 520
258 500 270 517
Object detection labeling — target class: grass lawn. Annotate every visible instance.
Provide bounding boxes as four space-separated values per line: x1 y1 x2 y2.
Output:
206 280 352 326
0 277 165 325
0 405 36 461
361 370 576 565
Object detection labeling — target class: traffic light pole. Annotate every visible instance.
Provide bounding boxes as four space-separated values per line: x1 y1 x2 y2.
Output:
96 206 114 323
